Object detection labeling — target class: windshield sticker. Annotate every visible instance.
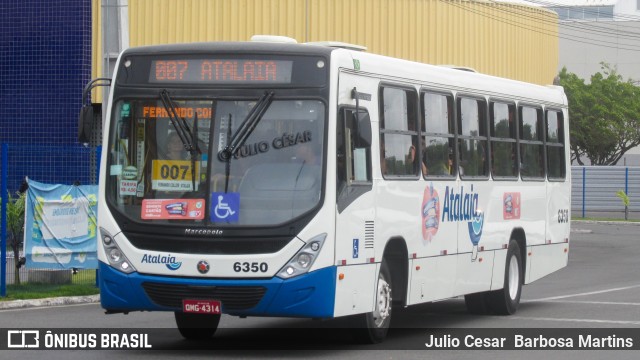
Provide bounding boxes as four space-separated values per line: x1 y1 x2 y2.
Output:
141 199 205 220
227 131 313 160
119 180 138 196
503 192 521 220
122 166 137 180
110 164 122 176
151 160 200 192
421 183 440 244
210 192 240 223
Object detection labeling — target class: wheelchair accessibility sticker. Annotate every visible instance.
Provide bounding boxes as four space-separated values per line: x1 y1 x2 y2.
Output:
210 192 240 223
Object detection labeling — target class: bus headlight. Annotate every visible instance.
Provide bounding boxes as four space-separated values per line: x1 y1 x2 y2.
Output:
277 233 326 279
100 227 136 274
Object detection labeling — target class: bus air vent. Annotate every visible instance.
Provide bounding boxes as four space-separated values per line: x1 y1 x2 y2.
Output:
365 221 375 249
250 35 298 44
438 65 478 73
305 41 367 52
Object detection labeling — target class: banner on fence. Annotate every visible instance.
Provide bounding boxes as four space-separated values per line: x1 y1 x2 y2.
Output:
23 179 98 269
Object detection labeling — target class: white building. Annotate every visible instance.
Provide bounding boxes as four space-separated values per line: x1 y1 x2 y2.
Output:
502 0 640 165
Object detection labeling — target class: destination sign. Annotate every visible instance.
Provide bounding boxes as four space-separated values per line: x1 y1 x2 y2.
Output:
149 59 293 84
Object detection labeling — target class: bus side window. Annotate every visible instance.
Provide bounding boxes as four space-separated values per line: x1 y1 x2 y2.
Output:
337 108 372 198
457 97 489 178
546 110 565 179
519 106 545 179
380 86 419 177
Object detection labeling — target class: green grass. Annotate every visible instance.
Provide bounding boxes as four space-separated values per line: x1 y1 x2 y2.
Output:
0 270 99 301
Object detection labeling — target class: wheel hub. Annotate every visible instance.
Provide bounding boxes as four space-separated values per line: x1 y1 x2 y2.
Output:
374 278 392 327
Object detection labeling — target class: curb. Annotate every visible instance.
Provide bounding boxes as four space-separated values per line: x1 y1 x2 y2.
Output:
0 294 100 310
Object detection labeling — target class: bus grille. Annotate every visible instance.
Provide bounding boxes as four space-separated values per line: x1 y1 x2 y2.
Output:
142 282 267 311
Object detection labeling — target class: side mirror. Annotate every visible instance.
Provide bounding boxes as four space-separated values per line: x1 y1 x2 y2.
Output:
78 105 94 143
354 110 371 147
78 77 112 143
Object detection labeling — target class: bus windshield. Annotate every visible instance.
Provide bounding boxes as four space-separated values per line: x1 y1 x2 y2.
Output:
106 97 325 226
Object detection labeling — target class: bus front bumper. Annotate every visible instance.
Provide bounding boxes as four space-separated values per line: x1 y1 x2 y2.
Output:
98 262 336 318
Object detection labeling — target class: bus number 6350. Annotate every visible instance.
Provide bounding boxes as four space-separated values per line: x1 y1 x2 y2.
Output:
233 262 268 273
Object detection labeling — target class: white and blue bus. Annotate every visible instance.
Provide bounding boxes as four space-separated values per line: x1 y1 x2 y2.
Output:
85 36 570 343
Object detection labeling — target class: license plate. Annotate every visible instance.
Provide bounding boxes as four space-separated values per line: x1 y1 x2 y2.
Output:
182 300 221 314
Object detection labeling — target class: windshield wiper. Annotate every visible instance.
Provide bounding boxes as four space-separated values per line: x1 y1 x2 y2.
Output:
160 90 197 154
217 91 274 162
160 89 200 191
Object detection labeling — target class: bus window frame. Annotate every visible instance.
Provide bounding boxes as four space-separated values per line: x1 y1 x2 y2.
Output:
488 98 519 181
378 83 421 180
544 107 567 182
420 88 457 179
518 103 546 181
455 93 490 181
337 105 373 213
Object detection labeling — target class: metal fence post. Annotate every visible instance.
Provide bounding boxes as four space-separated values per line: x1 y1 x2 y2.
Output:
625 167 629 196
1 143 8 297
582 167 586 218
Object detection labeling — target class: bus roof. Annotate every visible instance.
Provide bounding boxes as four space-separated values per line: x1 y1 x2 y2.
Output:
119 41 566 107
120 41 336 58
329 47 567 107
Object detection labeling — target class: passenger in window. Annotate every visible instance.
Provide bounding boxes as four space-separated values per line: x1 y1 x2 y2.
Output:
448 150 463 176
419 140 429 176
409 144 428 175
165 132 187 160
448 153 453 175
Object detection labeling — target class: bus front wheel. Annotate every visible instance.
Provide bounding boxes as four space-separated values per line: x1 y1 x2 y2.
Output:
174 312 221 340
355 261 392 344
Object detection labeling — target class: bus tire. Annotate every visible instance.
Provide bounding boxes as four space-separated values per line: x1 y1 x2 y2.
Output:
174 312 221 340
354 261 392 344
487 240 523 315
464 292 490 315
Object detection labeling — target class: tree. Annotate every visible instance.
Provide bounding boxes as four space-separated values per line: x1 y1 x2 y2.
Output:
558 64 640 165
2 191 26 285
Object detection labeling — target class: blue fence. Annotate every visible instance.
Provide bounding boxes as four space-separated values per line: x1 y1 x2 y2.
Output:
1 143 99 296
571 166 640 219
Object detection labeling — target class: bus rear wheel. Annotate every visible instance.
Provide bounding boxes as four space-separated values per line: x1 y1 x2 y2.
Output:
487 239 523 315
354 261 392 344
464 292 490 315
174 312 221 340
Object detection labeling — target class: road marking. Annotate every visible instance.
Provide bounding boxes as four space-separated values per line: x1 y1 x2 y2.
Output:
525 284 640 302
570 228 593 234
538 300 640 306
508 316 640 326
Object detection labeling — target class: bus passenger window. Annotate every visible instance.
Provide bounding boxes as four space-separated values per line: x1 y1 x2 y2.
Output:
519 106 545 179
490 102 517 178
457 97 488 178
380 86 419 177
421 91 455 178
546 110 565 179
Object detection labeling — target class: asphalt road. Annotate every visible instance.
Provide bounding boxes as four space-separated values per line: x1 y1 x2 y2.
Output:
2 222 640 359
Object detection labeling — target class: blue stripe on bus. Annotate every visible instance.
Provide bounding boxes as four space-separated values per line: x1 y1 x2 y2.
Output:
98 262 336 318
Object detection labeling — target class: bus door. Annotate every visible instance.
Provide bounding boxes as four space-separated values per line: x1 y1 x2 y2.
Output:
333 74 377 317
